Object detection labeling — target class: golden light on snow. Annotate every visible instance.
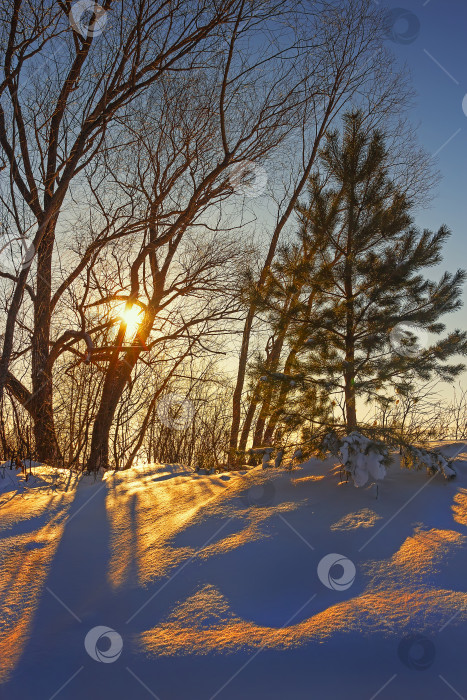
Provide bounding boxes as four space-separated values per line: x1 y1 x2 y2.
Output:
138 526 467 658
452 489 467 526
105 466 207 588
137 584 467 656
330 508 382 531
2 451 467 684
198 501 299 560
0 486 75 683
291 475 325 485
104 465 299 588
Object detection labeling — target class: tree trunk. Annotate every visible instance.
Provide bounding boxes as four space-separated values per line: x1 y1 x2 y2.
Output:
262 288 315 444
238 342 284 451
229 309 254 459
86 359 134 470
229 103 338 458
85 297 159 470
344 370 357 431
262 346 298 444
31 220 61 463
343 183 356 433
252 409 267 448
343 281 357 432
238 387 260 452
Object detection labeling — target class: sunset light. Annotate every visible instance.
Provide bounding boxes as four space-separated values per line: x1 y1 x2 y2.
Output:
119 305 143 339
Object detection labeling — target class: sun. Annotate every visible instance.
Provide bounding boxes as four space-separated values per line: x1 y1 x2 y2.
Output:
119 304 143 338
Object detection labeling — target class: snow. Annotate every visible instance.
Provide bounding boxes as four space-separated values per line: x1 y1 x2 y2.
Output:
292 448 303 462
402 443 458 480
1 445 467 699
339 433 388 487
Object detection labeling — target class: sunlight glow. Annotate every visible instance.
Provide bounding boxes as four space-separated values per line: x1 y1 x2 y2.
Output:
120 305 143 339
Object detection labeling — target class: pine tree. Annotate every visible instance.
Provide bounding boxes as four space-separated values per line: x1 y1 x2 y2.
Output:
289 111 467 431
240 238 332 450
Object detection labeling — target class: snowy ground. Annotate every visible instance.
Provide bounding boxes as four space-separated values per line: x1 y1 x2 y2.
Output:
1 444 467 699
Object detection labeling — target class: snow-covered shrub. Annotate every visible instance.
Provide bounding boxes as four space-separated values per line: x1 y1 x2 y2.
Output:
281 447 305 471
339 432 390 487
248 447 274 468
246 446 304 470
311 429 389 487
302 426 458 488
401 445 456 479
274 450 284 469
320 431 341 457
292 447 303 462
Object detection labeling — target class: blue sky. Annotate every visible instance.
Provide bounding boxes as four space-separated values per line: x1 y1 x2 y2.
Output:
382 0 467 336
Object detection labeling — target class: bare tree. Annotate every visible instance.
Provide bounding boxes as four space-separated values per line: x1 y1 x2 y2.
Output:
79 32 312 468
374 380 453 443
0 0 275 461
446 384 467 440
